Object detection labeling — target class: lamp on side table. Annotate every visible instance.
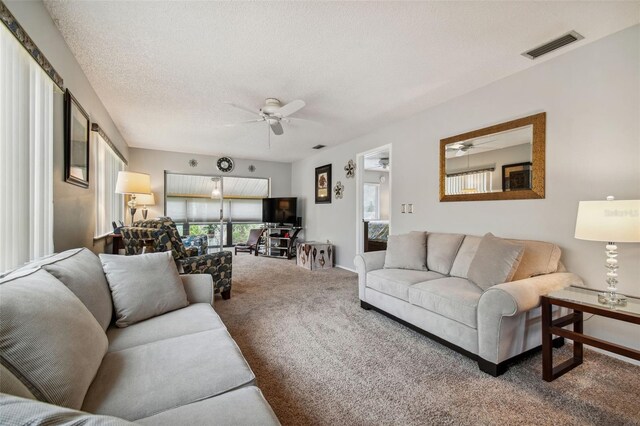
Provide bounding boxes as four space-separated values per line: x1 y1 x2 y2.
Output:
574 196 640 306
115 171 151 225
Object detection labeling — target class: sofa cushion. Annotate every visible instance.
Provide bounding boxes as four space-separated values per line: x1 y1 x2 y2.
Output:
509 239 562 281
408 277 483 329
449 235 482 279
383 231 427 270
136 386 279 426
0 269 108 410
367 269 445 301
0 394 135 426
107 303 226 352
1 364 36 400
82 329 256 421
427 233 465 275
38 248 113 331
100 252 189 327
468 233 525 291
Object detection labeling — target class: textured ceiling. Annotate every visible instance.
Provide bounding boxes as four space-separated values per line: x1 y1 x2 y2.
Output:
44 1 639 162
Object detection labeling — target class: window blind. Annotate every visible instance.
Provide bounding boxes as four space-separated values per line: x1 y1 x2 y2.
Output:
0 24 54 272
445 171 493 195
95 133 125 237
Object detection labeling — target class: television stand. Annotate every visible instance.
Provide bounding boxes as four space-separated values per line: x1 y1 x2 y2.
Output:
258 225 302 259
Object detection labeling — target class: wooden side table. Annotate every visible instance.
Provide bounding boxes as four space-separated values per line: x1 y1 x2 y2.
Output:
541 286 640 382
110 233 123 254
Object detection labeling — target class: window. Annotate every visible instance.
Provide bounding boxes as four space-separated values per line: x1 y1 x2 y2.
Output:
445 170 493 195
0 24 54 272
95 133 125 237
363 183 380 220
164 174 269 246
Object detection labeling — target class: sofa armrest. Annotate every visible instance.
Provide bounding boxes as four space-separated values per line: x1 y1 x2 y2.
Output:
354 251 386 300
479 272 584 317
180 274 214 306
477 272 583 363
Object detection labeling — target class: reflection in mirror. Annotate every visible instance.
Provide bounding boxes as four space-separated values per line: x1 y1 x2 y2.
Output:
444 125 532 195
439 112 545 202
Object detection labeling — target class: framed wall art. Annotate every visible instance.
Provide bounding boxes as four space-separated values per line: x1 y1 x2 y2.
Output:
64 89 90 188
502 162 532 192
315 164 332 204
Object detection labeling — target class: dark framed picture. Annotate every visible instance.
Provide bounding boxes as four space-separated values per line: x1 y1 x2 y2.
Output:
64 89 90 188
315 164 332 204
502 162 532 192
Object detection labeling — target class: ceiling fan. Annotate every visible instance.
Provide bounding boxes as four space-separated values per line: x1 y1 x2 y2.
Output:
378 158 390 169
446 139 495 157
224 98 306 136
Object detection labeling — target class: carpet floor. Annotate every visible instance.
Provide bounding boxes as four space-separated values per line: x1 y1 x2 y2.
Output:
214 254 640 426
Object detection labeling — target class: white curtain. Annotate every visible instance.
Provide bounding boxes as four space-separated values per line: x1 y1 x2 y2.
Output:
0 24 54 272
95 133 124 237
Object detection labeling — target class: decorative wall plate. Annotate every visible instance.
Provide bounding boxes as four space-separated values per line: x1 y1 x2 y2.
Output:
216 156 234 173
344 159 355 178
334 181 344 199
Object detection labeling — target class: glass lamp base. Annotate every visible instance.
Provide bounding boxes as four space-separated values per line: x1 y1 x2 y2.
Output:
598 292 627 307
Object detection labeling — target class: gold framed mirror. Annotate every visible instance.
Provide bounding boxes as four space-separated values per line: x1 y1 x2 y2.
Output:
439 112 545 202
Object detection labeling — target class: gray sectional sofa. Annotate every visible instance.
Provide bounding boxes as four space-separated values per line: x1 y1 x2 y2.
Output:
0 248 279 425
354 232 583 376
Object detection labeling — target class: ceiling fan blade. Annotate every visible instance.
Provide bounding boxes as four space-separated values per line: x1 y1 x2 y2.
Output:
286 116 320 124
224 118 264 127
224 102 258 117
471 138 496 147
269 121 284 135
276 100 305 117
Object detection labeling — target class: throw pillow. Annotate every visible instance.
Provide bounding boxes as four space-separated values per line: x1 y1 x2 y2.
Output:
384 231 427 270
509 239 562 281
99 251 189 328
39 248 114 331
467 233 525 291
0 269 108 410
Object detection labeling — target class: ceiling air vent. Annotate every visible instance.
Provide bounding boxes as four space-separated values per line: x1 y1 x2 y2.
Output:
312 144 326 150
522 31 584 60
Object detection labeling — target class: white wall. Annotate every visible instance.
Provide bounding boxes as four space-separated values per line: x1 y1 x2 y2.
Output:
6 1 130 253
292 25 640 355
129 148 291 220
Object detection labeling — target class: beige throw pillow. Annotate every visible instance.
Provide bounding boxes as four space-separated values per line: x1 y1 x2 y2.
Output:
0 269 108 410
467 233 525 291
99 251 189 328
384 231 427 270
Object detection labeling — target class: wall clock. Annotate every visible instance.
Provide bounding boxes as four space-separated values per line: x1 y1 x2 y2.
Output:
216 156 234 173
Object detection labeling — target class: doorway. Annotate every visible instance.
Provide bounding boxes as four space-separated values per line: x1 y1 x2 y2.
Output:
356 144 391 254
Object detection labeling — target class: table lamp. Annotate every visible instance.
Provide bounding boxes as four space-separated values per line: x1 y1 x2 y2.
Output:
574 196 640 306
135 193 155 220
115 171 151 224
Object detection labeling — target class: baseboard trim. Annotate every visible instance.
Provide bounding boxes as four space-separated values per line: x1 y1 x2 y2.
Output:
359 300 563 377
336 265 356 273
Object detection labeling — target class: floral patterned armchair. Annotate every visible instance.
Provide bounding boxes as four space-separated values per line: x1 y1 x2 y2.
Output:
122 217 232 299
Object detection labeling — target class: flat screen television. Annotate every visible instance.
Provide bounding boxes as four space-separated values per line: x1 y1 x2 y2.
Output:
262 197 297 225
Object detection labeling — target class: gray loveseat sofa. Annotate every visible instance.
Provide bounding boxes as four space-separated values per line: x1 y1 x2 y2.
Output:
0 248 279 425
354 232 583 376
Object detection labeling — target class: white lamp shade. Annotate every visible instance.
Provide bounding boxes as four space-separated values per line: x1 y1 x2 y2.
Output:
135 193 155 206
115 171 151 195
575 199 640 243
